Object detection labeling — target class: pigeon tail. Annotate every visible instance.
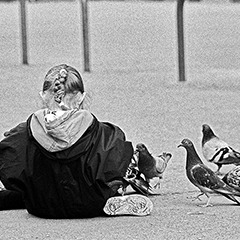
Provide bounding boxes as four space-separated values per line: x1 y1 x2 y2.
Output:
229 147 240 160
156 153 172 174
216 191 240 205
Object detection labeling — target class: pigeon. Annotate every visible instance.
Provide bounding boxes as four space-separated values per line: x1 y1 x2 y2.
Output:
116 157 153 196
178 138 240 207
201 124 240 174
106 171 152 196
222 166 240 192
123 173 153 196
135 143 172 188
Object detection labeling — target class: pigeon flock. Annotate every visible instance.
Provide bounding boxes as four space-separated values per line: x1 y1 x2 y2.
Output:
128 123 240 207
179 138 240 207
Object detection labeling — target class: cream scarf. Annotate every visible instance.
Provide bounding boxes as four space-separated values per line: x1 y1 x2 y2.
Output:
30 108 93 152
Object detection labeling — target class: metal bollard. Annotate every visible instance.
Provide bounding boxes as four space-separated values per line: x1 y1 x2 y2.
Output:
81 0 90 72
177 0 185 81
20 0 28 65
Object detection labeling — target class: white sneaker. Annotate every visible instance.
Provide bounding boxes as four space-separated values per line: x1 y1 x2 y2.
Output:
103 194 153 216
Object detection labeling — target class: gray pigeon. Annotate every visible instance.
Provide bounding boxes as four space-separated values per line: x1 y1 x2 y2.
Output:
222 166 240 192
202 124 240 174
178 138 240 207
135 143 172 188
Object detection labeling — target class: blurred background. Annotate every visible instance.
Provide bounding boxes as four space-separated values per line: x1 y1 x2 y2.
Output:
1 0 240 194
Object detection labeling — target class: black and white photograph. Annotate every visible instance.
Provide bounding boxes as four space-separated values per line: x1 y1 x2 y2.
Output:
1 0 240 239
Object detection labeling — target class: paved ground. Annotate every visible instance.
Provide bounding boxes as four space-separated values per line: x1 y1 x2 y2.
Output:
1 0 240 239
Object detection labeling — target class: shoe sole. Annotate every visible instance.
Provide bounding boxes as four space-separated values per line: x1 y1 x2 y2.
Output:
103 194 153 216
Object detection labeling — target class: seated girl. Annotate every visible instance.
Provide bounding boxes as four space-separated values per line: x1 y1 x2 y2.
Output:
0 64 154 218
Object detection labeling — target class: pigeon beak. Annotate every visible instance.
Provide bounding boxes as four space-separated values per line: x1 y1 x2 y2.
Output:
177 144 183 148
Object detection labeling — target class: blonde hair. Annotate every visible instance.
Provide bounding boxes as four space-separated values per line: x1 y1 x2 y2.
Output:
40 64 91 111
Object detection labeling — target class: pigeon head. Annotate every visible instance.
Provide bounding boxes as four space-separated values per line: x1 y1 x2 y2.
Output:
178 139 203 167
202 124 213 133
136 143 148 152
178 139 193 148
202 124 216 144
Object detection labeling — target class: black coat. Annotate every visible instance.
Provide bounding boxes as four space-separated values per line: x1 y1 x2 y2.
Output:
0 115 133 218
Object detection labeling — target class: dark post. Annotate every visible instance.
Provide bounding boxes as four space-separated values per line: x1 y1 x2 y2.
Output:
20 0 28 65
81 0 90 72
177 0 185 81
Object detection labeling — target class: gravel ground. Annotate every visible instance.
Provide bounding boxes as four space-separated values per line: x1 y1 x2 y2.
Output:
1 0 240 239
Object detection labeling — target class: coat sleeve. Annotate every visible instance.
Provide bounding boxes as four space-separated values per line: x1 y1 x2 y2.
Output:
84 121 134 186
0 121 29 191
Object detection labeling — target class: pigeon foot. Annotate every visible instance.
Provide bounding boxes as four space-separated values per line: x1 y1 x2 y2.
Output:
199 197 213 207
188 192 204 202
199 203 213 207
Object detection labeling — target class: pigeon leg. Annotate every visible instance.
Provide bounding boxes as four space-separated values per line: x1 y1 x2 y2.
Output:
198 193 213 207
121 186 126 196
215 164 224 175
188 192 204 201
199 197 213 207
153 180 161 189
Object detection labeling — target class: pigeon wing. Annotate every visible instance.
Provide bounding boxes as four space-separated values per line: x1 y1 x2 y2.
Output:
191 164 221 190
138 154 157 179
210 146 240 165
202 137 229 162
192 164 240 196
